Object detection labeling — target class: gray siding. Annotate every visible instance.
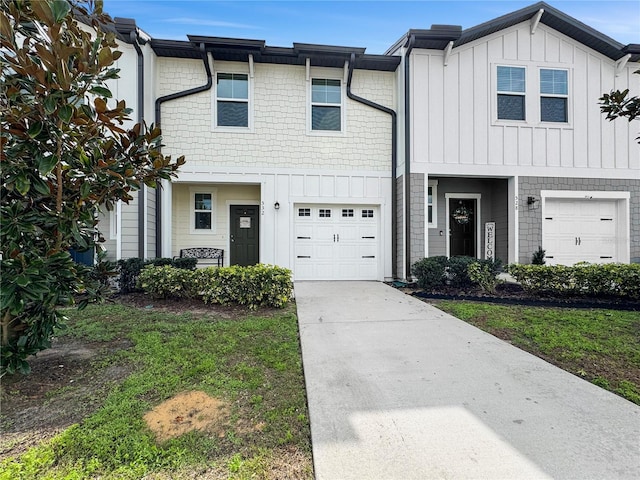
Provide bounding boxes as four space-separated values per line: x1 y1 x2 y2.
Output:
518 177 640 263
121 190 139 259
396 175 404 278
410 173 425 265
146 186 157 259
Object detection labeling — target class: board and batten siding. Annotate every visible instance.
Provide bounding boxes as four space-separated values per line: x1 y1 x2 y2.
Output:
410 21 640 177
155 58 395 173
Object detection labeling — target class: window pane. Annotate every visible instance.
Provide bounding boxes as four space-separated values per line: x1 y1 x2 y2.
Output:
497 66 525 93
540 69 567 95
427 186 433 205
497 94 525 120
217 73 248 99
195 212 211 229
218 101 248 127
541 97 567 122
312 79 341 103
194 193 211 210
312 105 341 131
428 205 433 224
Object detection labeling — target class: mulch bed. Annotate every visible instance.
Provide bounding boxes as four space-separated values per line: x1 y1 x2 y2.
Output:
395 282 640 311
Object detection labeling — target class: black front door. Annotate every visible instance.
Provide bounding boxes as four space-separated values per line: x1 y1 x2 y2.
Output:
230 205 259 266
449 198 476 257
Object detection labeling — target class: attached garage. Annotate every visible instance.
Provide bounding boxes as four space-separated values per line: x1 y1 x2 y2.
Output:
294 204 380 280
541 191 630 265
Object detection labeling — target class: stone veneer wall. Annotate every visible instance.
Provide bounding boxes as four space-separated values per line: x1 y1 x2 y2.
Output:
518 177 640 263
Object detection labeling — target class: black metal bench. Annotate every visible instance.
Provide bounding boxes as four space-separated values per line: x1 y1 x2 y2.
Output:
177 247 224 267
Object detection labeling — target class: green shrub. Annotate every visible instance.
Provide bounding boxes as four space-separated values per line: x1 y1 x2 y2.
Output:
117 257 197 293
508 263 640 299
447 256 476 288
531 246 546 265
137 265 196 299
138 264 293 309
412 256 448 289
468 261 503 294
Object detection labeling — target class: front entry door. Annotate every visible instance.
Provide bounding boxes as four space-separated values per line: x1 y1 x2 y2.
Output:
449 198 476 257
230 205 259 266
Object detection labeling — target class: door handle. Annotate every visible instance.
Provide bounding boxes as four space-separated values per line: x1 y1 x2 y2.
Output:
333 234 336 242
337 234 339 242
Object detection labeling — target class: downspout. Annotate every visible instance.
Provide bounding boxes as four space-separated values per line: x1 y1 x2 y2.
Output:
154 43 212 257
131 30 145 259
346 53 398 278
404 35 415 280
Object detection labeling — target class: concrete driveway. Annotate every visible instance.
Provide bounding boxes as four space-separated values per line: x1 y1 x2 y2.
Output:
295 281 640 480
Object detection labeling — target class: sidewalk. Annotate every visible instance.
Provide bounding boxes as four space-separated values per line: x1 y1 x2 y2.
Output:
295 281 640 480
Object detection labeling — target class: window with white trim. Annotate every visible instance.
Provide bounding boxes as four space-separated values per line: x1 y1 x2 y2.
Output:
311 78 342 131
427 180 438 228
497 66 526 121
190 188 217 233
216 73 249 127
540 69 568 122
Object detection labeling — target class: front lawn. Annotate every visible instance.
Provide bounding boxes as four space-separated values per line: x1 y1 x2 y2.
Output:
0 301 312 479
434 301 640 405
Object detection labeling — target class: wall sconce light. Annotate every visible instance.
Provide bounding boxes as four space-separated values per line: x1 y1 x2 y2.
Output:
527 196 540 209
274 201 280 210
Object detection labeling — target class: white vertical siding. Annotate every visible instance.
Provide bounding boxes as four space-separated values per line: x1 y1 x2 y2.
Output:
410 21 640 177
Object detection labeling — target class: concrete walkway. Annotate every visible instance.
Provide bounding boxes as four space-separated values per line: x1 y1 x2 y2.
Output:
295 281 640 480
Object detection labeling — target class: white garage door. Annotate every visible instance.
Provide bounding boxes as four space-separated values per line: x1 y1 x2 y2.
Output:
294 204 379 280
543 198 618 265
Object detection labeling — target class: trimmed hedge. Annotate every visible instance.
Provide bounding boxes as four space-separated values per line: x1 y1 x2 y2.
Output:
138 263 293 310
508 263 640 299
412 256 503 292
117 257 197 293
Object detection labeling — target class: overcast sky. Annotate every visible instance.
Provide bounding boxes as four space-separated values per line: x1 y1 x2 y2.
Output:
102 0 640 54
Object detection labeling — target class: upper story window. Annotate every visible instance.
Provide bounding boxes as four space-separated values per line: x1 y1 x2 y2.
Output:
216 73 249 128
311 78 342 131
497 66 526 121
540 69 568 122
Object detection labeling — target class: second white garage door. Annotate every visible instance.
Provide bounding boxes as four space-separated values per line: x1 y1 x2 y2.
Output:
294 204 380 280
543 198 619 265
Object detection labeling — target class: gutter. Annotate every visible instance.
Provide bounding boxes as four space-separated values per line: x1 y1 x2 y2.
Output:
404 35 415 280
130 30 146 259
346 53 398 279
154 43 212 257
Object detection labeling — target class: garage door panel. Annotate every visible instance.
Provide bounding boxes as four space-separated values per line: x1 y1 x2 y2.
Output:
294 203 380 280
543 198 619 266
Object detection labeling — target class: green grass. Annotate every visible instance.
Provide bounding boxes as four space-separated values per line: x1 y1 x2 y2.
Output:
0 303 312 479
436 301 640 404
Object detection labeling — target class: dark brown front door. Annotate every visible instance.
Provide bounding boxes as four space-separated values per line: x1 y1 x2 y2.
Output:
449 198 476 257
230 205 259 266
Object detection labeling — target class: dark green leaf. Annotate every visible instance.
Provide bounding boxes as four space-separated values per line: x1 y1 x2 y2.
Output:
44 96 57 114
38 154 58 176
27 121 43 138
50 0 71 23
89 86 112 98
80 181 90 198
15 175 30 196
58 105 73 124
15 275 31 287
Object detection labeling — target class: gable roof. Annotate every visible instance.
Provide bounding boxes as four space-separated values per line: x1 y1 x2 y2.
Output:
387 2 640 62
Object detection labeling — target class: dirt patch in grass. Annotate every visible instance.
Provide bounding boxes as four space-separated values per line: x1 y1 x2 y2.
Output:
0 337 133 460
144 391 230 443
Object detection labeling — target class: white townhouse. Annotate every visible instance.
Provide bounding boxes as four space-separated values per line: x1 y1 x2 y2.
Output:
388 1 640 279
99 2 639 281
103 19 400 280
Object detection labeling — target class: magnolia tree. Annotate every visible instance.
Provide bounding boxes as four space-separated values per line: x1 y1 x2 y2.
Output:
0 0 184 374
600 69 640 143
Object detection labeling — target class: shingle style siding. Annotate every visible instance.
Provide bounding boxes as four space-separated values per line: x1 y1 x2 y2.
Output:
518 176 640 263
157 58 394 172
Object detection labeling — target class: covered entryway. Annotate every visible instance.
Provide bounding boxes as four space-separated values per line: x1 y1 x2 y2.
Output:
542 193 628 265
230 205 260 266
294 204 380 280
